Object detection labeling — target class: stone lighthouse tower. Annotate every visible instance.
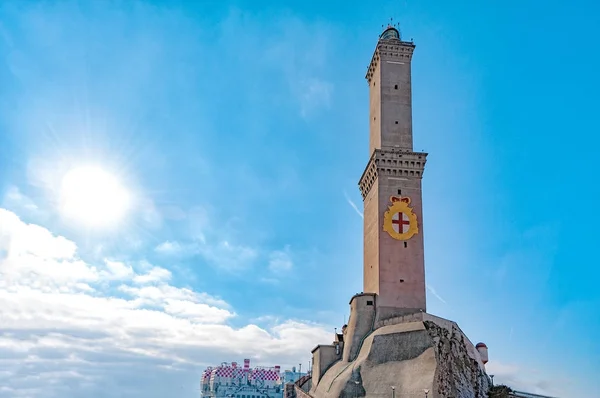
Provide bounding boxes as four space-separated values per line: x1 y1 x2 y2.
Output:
306 25 491 398
359 25 427 316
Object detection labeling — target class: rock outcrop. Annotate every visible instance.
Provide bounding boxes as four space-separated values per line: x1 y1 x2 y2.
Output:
425 320 489 398
310 315 490 398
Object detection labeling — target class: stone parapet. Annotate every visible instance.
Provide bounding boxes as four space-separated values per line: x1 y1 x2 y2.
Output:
358 148 428 199
374 311 424 329
365 40 416 84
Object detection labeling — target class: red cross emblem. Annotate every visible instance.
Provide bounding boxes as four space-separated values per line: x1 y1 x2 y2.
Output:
392 211 410 234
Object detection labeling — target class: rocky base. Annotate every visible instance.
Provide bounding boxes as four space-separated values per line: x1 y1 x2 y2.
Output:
425 320 489 397
310 315 490 398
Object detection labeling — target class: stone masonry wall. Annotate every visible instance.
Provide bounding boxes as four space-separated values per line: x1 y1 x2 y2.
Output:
374 311 423 329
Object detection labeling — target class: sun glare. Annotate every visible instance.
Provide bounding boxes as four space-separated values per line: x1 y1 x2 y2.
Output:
60 166 130 228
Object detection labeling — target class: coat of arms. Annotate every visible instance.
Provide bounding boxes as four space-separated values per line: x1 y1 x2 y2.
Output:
383 196 418 241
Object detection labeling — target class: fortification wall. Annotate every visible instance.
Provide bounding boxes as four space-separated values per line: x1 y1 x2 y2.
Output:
311 316 490 398
311 321 434 398
342 294 376 362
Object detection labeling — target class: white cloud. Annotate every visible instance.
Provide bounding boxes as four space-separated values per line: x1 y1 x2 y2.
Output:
154 240 183 255
0 209 76 260
103 260 134 280
0 208 329 397
268 246 293 273
162 299 233 324
133 266 172 284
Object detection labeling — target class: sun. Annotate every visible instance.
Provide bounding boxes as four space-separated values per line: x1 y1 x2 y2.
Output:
59 166 130 228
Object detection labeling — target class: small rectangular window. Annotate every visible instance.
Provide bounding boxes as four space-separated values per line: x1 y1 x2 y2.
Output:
397 189 401 195
394 84 398 89
366 300 373 306
404 242 408 248
395 121 398 124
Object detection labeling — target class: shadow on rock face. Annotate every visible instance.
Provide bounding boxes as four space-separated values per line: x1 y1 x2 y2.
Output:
341 367 365 398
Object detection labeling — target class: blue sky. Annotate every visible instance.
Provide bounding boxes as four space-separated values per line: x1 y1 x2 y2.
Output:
1 1 599 397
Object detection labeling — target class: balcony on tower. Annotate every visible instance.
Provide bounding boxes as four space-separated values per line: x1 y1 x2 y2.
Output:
358 148 428 200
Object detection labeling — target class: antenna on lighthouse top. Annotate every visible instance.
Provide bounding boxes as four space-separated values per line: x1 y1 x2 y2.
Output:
380 18 402 40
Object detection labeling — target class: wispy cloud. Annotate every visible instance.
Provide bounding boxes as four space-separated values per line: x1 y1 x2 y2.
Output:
155 237 295 278
1 186 48 223
153 205 258 271
102 260 135 280
268 245 294 274
426 284 447 304
298 78 333 118
133 265 172 284
154 240 184 255
242 11 335 119
199 240 258 270
486 361 566 397
3 186 38 212
344 191 363 219
155 237 257 271
259 277 281 285
153 206 299 276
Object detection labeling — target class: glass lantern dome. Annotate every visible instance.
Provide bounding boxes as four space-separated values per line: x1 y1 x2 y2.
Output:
380 26 400 40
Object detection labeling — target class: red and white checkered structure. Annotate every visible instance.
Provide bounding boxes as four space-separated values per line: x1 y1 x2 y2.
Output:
201 358 283 394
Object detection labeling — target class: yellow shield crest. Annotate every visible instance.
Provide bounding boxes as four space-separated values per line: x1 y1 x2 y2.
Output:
383 196 418 241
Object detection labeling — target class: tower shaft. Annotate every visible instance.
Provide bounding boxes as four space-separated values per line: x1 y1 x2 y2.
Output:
359 28 427 314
